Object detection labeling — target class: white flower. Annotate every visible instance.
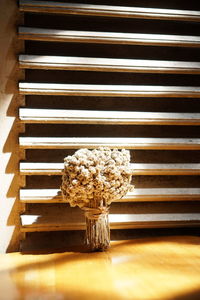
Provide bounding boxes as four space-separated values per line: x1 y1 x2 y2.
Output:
61 147 133 208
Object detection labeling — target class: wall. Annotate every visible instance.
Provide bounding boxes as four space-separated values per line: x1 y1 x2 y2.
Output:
0 0 23 253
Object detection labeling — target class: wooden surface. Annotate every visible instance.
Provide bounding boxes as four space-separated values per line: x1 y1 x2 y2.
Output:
19 0 200 22
1 236 200 299
18 27 200 48
19 55 200 74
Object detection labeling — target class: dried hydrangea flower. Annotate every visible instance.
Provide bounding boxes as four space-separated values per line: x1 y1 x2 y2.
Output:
61 147 133 251
61 147 132 207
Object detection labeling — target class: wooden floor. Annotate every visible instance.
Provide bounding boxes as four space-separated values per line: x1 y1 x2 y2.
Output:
1 236 200 300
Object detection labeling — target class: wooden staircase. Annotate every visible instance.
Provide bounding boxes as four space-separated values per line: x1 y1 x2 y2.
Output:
18 0 200 249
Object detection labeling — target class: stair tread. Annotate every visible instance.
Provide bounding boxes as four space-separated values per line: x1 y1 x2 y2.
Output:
19 137 200 150
19 188 200 203
19 55 200 74
19 82 200 97
20 162 200 175
18 27 200 48
19 108 200 125
20 211 200 231
19 0 200 22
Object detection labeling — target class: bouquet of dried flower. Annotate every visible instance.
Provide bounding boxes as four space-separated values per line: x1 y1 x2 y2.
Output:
61 147 133 251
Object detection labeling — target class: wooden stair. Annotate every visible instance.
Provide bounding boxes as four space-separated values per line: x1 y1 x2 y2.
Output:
20 201 200 232
18 0 200 244
19 55 200 74
19 82 200 97
19 0 200 22
18 27 200 48
21 211 200 232
19 137 200 150
19 108 200 125
20 188 200 203
19 162 200 175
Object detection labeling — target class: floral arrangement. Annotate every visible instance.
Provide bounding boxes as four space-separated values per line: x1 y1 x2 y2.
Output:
61 147 133 251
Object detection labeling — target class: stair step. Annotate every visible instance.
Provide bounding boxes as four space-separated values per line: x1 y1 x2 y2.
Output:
20 188 200 203
19 108 200 125
18 27 200 48
20 211 200 232
20 162 200 176
19 0 200 22
19 55 200 74
19 137 200 150
19 83 200 97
